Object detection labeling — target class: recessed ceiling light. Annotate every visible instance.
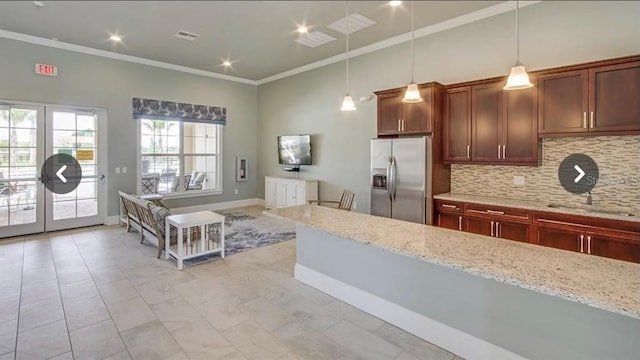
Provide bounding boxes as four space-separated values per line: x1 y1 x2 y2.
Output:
32 1 45 8
297 26 308 34
222 60 232 67
109 35 122 42
390 1 402 6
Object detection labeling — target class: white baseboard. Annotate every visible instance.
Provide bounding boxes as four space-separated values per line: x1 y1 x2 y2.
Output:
171 198 265 214
295 264 527 360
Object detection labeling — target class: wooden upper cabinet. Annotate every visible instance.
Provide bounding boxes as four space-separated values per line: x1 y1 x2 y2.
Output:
538 57 640 136
472 82 502 162
404 85 433 133
443 87 471 162
375 83 442 136
503 81 538 164
377 90 404 135
538 70 588 135
589 61 640 132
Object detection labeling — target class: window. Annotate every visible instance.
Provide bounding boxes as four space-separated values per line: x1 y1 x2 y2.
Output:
139 119 222 195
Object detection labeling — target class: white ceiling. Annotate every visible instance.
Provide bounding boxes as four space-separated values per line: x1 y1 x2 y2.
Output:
0 1 505 82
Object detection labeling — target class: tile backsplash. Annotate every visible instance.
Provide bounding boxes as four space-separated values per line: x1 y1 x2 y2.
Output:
451 136 640 212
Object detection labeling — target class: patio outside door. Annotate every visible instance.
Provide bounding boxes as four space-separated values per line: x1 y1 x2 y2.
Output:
0 102 106 238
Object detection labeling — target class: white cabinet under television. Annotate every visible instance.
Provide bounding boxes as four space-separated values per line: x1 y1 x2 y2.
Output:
265 176 318 209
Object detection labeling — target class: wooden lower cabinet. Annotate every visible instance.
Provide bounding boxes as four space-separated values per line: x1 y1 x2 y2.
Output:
538 225 583 252
498 221 529 243
588 231 640 263
467 217 529 242
437 212 464 231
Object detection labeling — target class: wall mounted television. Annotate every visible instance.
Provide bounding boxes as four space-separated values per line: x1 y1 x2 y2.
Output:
278 134 312 166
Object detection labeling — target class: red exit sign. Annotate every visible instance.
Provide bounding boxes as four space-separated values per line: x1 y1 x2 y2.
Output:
35 63 58 76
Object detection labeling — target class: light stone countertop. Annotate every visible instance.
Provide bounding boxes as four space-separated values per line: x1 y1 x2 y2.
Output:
265 204 640 320
434 193 639 222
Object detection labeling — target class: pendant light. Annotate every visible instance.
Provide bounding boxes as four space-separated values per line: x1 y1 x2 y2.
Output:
340 1 357 111
402 1 422 103
504 0 533 90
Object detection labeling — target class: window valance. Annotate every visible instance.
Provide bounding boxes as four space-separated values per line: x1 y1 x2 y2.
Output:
132 97 226 125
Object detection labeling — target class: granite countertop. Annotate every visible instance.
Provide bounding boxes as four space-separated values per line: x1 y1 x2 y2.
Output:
434 193 639 222
265 205 640 320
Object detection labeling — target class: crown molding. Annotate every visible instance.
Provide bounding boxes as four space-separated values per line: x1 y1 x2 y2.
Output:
256 0 541 85
0 29 258 85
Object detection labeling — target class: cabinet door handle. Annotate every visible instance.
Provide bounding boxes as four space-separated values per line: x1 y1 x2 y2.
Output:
496 222 500 238
580 234 584 253
587 235 591 254
497 145 501 159
502 145 506 159
491 221 495 236
590 112 594 128
583 112 587 128
486 209 505 215
402 119 406 131
398 119 401 132
467 145 470 159
437 214 441 226
441 204 457 209
458 216 462 231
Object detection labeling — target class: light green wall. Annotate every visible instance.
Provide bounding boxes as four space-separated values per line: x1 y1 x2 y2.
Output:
257 1 640 213
0 37 258 216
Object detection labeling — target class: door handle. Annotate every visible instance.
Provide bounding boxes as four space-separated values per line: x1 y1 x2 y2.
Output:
579 234 584 253
497 145 501 159
496 222 500 238
458 216 462 231
391 157 398 201
466 145 470 159
590 112 594 128
397 119 401 132
486 210 504 215
491 221 494 236
441 204 457 209
587 235 591 254
583 112 587 128
502 145 506 159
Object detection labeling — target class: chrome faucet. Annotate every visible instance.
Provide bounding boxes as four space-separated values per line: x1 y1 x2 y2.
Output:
585 191 593 206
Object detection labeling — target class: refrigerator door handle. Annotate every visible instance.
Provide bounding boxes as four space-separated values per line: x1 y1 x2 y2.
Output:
386 157 393 202
391 156 398 201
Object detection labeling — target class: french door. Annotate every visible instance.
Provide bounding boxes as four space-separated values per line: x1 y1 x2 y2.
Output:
0 101 106 238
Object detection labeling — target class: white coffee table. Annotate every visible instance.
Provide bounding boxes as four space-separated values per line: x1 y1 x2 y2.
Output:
165 211 225 270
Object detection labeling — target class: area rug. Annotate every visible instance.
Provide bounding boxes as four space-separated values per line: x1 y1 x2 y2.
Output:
183 206 295 264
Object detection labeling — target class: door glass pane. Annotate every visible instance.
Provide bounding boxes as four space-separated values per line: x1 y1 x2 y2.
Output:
1 108 39 228
51 111 99 221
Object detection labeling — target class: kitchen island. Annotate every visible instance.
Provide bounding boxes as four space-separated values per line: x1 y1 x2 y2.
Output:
266 204 640 360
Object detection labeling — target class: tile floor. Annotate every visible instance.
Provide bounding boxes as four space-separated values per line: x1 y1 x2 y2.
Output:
0 212 462 360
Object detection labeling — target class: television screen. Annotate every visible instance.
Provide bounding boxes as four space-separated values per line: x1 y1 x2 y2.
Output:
278 135 312 165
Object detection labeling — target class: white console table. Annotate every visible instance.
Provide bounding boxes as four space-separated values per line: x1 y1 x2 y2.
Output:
264 176 318 209
165 211 225 270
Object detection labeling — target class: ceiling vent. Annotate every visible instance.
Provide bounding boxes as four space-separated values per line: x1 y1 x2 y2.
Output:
328 13 377 34
174 30 200 41
295 31 336 48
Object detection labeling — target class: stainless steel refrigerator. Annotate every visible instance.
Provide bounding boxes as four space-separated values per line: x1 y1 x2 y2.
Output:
371 136 432 224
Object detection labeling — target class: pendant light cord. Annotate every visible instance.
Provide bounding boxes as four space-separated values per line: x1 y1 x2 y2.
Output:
410 0 415 83
345 1 350 94
515 0 520 62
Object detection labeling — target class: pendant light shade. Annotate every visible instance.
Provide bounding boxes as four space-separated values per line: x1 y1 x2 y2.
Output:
341 95 357 111
402 1 422 103
340 2 356 111
504 0 533 90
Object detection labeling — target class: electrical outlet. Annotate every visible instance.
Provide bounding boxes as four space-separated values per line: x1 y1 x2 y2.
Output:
121 167 127 174
513 175 525 186
115 167 120 174
234 189 238 195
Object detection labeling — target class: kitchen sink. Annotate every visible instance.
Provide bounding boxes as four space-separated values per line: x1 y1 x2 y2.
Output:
546 203 635 217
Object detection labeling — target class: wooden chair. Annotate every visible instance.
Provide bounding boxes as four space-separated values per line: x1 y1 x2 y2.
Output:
309 190 355 211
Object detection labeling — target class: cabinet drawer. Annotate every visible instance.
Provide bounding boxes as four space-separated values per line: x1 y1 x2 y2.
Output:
434 200 463 214
464 203 532 223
